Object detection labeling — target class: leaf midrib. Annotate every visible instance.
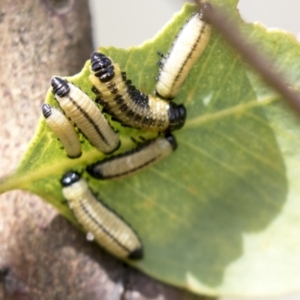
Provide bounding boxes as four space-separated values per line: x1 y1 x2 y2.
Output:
185 94 279 129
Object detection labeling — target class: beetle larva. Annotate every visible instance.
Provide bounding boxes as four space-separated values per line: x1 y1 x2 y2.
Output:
61 171 143 259
156 5 211 100
51 77 120 154
86 133 177 180
89 52 186 132
42 103 82 158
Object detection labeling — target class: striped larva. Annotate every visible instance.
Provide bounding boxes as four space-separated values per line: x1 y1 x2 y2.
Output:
156 5 212 100
42 103 82 158
51 77 120 154
86 133 177 180
89 52 186 132
61 171 143 259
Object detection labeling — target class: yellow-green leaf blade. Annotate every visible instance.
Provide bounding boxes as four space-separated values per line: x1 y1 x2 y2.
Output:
2 0 300 297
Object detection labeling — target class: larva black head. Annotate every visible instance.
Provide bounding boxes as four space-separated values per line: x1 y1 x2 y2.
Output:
61 171 81 187
167 103 186 131
90 52 115 82
51 77 70 97
91 52 111 69
128 246 143 260
42 103 52 118
198 2 213 23
164 133 178 151
86 163 104 179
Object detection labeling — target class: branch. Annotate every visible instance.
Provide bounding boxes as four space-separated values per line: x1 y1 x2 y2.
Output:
196 1 300 114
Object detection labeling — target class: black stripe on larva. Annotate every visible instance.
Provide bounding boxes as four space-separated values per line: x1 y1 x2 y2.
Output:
114 95 124 105
51 78 112 149
42 103 52 118
120 103 128 112
112 88 147 125
155 7 211 101
68 96 111 148
87 189 143 259
79 200 134 256
90 52 186 131
61 171 143 259
87 155 158 180
107 82 118 94
86 133 177 180
170 14 207 89
42 104 82 159
51 77 70 97
91 86 102 97
126 81 149 108
126 110 134 119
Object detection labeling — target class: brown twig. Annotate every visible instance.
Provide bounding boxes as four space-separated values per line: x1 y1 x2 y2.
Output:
196 0 300 114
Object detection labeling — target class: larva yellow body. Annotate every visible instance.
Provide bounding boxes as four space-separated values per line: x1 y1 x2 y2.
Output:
89 52 186 132
61 172 143 260
51 77 120 154
87 133 177 180
156 7 211 100
42 103 82 158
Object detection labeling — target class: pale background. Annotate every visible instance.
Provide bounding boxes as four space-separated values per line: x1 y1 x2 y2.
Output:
88 1 300 299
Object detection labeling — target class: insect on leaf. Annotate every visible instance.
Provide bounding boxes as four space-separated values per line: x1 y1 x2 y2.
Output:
1 0 300 297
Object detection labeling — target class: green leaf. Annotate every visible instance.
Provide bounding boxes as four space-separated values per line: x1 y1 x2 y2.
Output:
1 0 300 297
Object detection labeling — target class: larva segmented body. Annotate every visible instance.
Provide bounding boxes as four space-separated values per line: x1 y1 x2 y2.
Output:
61 172 143 259
51 77 120 154
42 103 82 158
86 133 177 180
89 52 186 132
156 6 211 100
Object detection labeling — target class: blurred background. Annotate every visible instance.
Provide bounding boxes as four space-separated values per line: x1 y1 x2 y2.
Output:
87 1 300 299
88 0 300 48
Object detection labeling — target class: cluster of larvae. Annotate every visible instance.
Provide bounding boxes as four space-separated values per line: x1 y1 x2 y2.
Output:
42 5 211 260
